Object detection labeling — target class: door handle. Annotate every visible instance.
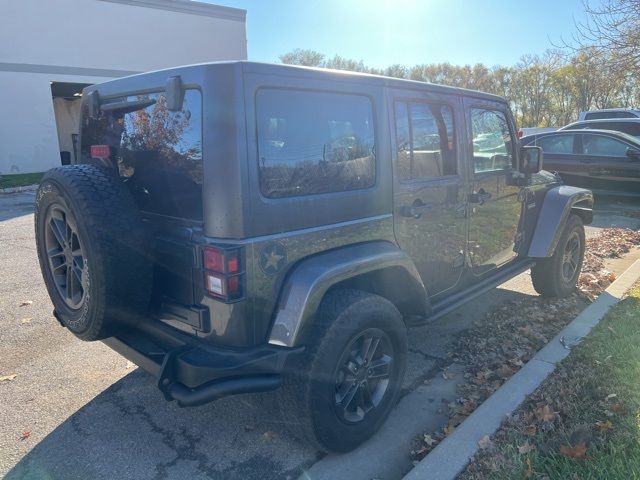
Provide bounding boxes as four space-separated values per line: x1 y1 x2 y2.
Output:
468 189 492 205
400 200 433 218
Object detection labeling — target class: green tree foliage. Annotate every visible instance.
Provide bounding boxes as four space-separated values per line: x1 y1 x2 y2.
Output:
279 48 639 128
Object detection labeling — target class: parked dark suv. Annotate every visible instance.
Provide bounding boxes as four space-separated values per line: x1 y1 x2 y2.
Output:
34 62 592 452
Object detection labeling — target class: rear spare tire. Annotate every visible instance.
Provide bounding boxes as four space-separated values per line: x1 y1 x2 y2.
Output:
35 164 152 340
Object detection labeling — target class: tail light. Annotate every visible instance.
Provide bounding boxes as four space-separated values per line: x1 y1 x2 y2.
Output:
203 246 243 302
90 144 111 158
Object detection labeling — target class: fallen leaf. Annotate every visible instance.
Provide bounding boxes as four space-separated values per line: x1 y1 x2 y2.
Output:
441 369 454 380
423 434 437 446
19 301 32 307
595 420 613 431
612 403 623 414
518 442 535 454
559 441 587 459
525 457 533 478
0 374 17 382
535 404 556 422
20 318 32 325
496 365 514 378
443 425 455 436
20 431 30 441
478 435 492 449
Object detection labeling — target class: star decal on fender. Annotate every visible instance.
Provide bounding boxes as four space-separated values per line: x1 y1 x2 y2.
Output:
259 242 286 275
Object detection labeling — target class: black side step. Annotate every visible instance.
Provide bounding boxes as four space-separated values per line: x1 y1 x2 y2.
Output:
426 259 536 324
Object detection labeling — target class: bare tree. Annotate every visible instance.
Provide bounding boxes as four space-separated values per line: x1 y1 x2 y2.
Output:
279 49 325 67
571 0 640 72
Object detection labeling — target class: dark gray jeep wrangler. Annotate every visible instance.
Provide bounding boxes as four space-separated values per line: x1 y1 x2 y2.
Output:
35 62 592 452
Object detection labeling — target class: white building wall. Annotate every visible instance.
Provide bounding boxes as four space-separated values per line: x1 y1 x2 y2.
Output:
0 0 247 175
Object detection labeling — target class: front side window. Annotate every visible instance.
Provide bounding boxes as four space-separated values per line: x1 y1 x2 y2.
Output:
582 134 629 157
256 89 375 198
538 134 575 154
394 101 456 181
470 108 514 173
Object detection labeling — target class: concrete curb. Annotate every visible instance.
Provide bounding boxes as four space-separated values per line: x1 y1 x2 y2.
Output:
403 259 640 480
0 184 38 194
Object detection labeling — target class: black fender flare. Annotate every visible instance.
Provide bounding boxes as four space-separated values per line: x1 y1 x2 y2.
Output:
267 241 428 347
528 185 593 258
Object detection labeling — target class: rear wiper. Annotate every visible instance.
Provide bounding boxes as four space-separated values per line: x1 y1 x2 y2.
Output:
100 98 156 114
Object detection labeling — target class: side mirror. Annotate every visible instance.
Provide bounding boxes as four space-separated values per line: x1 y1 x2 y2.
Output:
520 146 543 174
626 148 640 161
165 76 185 111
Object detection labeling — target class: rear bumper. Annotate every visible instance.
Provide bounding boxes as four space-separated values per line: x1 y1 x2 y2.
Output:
102 320 304 407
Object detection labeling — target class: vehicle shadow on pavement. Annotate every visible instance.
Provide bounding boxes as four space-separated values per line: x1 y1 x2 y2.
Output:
5 368 319 480
5 288 533 480
0 192 35 222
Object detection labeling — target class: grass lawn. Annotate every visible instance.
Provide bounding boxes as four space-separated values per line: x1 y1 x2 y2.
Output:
462 285 640 480
0 172 44 189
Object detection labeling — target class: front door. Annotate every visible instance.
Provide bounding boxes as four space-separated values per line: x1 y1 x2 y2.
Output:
465 100 524 275
392 94 467 298
579 132 640 193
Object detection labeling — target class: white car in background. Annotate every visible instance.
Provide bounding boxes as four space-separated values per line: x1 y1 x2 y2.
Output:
578 108 640 121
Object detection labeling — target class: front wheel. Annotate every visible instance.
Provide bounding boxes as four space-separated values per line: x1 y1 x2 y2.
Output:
531 214 585 298
281 290 407 452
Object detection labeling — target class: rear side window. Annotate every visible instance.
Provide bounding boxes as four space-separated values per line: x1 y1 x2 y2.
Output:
470 108 514 173
538 134 575 154
394 101 456 180
256 89 376 198
584 122 640 138
582 134 629 156
80 90 203 221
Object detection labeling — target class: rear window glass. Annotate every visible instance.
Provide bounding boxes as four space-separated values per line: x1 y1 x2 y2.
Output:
394 101 456 180
80 90 203 221
256 89 376 198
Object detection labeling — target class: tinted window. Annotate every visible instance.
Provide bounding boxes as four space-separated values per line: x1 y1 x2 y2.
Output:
538 134 575 154
585 111 637 120
470 108 513 173
395 102 456 180
583 122 640 138
256 89 375 198
80 90 203 220
582 134 629 156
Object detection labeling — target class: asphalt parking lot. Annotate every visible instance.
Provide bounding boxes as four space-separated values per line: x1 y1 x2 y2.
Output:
1 191 639 480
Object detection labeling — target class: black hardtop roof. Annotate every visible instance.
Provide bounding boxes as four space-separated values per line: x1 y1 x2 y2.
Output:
85 60 507 103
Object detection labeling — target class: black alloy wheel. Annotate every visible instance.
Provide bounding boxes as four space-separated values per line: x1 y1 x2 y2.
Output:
44 204 86 309
333 328 394 423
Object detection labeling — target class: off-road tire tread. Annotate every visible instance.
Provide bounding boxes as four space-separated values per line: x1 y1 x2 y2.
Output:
280 289 406 452
531 214 584 298
35 164 152 340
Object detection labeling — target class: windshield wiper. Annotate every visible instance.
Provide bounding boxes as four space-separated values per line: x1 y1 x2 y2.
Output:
100 98 156 114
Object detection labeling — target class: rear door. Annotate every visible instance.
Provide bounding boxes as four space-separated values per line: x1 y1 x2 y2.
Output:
390 90 467 298
464 98 523 274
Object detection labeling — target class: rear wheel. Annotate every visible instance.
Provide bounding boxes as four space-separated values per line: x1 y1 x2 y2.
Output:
281 290 407 452
35 165 152 340
531 214 585 298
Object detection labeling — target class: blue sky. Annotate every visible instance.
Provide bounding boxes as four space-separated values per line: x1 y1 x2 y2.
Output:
211 0 597 68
